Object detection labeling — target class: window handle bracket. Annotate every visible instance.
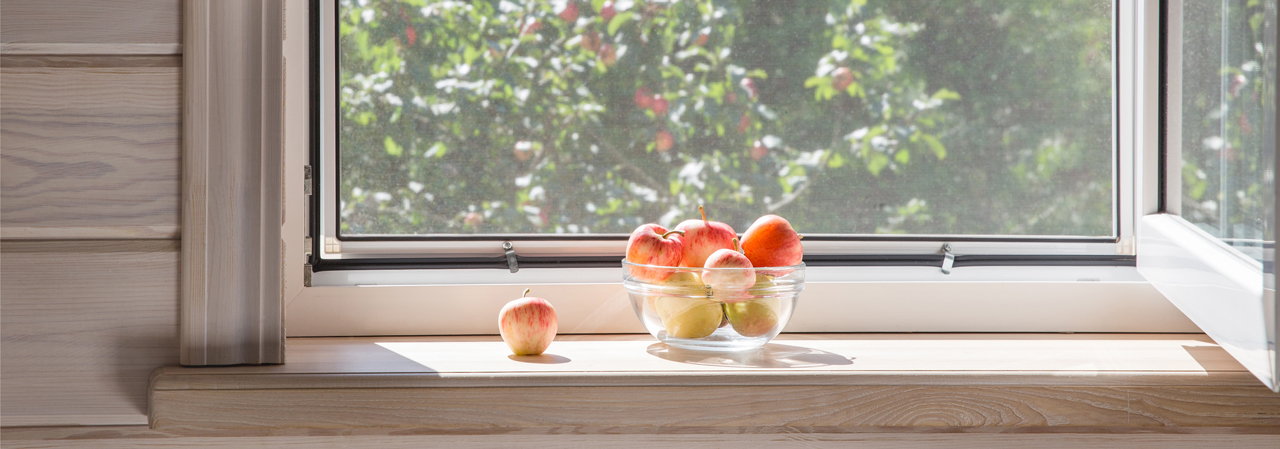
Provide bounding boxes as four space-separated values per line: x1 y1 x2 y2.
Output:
941 243 955 275
504 241 519 273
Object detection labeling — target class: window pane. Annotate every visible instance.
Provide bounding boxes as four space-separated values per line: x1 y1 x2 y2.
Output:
338 0 1114 236
1180 0 1275 261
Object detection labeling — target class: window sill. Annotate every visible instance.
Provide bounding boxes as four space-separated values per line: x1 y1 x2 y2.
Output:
148 333 1280 433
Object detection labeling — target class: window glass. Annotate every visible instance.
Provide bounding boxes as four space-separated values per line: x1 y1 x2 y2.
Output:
1179 0 1274 261
338 0 1114 237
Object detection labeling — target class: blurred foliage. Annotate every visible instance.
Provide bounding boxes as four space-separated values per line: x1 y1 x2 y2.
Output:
1179 0 1273 244
338 0 1114 236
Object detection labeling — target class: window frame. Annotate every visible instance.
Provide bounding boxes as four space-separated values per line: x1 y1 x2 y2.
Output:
292 0 1208 337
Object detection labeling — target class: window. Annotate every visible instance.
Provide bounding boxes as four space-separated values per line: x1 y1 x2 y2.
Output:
300 0 1277 389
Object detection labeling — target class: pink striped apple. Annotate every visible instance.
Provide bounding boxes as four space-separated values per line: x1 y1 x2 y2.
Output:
626 223 685 282
499 289 558 356
675 206 737 267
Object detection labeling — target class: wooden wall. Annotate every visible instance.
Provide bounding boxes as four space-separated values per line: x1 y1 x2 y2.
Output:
1 0 183 427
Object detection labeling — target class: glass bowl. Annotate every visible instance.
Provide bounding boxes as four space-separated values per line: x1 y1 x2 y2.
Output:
622 260 805 351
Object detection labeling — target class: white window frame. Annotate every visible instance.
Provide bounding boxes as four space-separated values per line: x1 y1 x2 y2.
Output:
1134 0 1279 391
284 0 1277 391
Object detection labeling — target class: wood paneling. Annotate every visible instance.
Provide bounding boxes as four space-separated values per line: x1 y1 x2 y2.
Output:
148 334 1280 432
1 67 181 239
0 240 180 426
0 1 181 51
3 425 1278 449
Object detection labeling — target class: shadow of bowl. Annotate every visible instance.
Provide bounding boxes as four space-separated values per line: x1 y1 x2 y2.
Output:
646 343 853 368
508 353 572 364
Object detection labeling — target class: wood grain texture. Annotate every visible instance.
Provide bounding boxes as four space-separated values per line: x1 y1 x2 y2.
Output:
0 1 181 48
1 67 181 238
0 44 182 56
4 425 1280 449
149 385 1280 432
1 55 182 68
148 334 1280 432
0 244 180 426
182 0 285 366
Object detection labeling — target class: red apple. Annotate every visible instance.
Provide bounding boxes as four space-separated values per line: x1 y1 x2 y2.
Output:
751 140 767 161
650 95 669 116
693 32 709 47
741 214 803 268
405 26 417 46
464 211 483 228
675 206 738 267
601 1 617 21
557 2 579 23
522 19 542 36
599 43 617 65
634 87 653 109
626 223 685 282
654 130 674 152
580 31 601 52
737 113 750 133
832 67 855 91
740 77 758 99
702 238 756 293
499 288 558 355
513 141 534 161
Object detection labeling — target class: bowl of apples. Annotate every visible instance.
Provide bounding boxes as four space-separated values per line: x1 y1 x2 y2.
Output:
622 208 805 351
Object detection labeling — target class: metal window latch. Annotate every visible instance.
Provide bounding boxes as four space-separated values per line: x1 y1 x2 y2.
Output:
504 241 519 273
303 165 313 195
940 243 955 275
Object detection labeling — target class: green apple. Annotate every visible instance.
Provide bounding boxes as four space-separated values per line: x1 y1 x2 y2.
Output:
724 297 781 337
654 296 722 339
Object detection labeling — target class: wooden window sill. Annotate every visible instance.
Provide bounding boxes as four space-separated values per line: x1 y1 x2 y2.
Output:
148 333 1280 434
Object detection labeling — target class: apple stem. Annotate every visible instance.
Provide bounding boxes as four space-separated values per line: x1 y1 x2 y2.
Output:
732 237 742 253
699 205 707 222
661 230 685 239
522 288 531 298
798 234 804 240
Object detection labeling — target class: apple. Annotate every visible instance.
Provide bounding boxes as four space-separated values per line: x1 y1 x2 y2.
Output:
522 19 542 36
750 140 767 161
557 2 579 23
740 77 758 99
655 130 674 152
674 205 737 267
626 223 684 282
694 31 709 47
405 26 417 46
601 1 617 22
634 87 653 109
513 141 534 161
580 31 601 52
463 211 484 228
702 238 756 293
654 295 721 339
599 43 618 65
740 214 803 268
738 113 750 133
832 67 855 91
650 95 669 116
499 288 558 355
724 297 780 337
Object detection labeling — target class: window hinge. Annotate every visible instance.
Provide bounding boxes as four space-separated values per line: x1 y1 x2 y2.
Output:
303 165 313 196
1117 238 1135 255
303 263 313 287
940 243 955 275
504 241 519 273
